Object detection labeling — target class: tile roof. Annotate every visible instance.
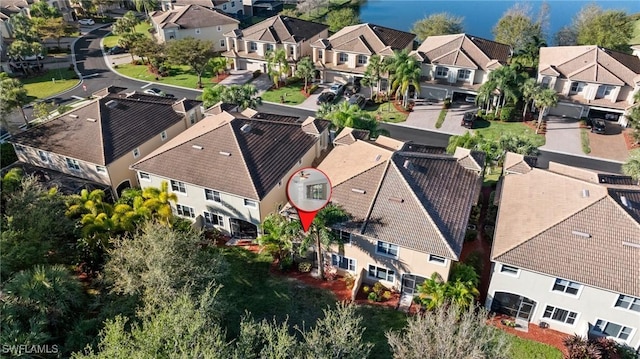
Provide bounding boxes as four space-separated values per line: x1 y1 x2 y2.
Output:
538 46 640 86
313 23 415 54
415 34 511 70
11 97 184 165
503 152 537 174
151 4 238 30
492 164 640 297
132 111 325 200
236 15 327 44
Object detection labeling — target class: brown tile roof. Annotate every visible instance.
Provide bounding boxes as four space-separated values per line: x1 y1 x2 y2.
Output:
538 46 640 86
503 152 537 174
492 165 640 297
237 15 327 44
132 111 324 200
11 97 184 165
331 162 387 223
415 34 511 70
151 4 238 30
313 23 415 54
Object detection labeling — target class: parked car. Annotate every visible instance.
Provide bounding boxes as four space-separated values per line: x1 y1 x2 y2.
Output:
107 46 126 55
465 95 477 103
316 91 337 105
461 111 476 128
591 118 606 134
144 88 175 98
345 82 361 97
11 53 45 61
328 83 345 96
78 18 95 25
348 94 367 109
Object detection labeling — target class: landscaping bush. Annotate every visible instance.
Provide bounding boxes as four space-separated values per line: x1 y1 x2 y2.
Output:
464 251 484 273
279 255 293 271
1 143 18 166
344 273 355 289
307 84 319 95
252 70 261 79
362 285 370 293
465 229 478 242
469 204 481 224
368 292 378 302
382 290 392 301
484 112 496 121
484 228 494 244
298 261 311 273
443 97 451 109
285 76 301 85
57 104 72 114
499 106 516 122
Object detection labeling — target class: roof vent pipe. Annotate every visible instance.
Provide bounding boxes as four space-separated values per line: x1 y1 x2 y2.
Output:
621 196 632 208
240 124 252 133
581 189 589 198
403 159 412 170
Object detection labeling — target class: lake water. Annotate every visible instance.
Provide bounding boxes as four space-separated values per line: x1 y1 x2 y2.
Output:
358 1 640 42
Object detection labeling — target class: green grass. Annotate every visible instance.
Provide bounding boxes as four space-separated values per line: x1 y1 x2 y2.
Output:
506 332 563 359
630 18 640 45
483 166 501 186
473 119 546 147
103 22 152 49
581 128 591 154
364 102 408 123
260 82 307 105
115 63 217 89
435 109 448 128
21 69 79 101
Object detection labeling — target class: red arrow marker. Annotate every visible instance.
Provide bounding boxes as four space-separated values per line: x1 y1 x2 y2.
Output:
297 209 317 232
286 167 332 232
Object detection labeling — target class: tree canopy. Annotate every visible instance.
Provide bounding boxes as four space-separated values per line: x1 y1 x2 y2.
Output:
411 12 464 41
166 37 216 88
492 3 546 52
326 8 360 32
622 149 640 184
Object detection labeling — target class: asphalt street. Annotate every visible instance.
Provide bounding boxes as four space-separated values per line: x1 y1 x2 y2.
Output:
26 26 624 175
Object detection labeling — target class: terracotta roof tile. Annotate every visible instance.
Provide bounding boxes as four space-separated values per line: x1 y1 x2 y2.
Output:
240 15 327 44
416 34 511 71
152 4 238 29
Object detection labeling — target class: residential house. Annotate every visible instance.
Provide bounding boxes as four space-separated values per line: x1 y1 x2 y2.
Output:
150 4 239 50
310 23 415 85
222 15 328 73
46 0 75 22
240 0 283 18
486 158 640 349
413 34 511 101
0 0 32 39
130 108 331 239
160 0 245 17
537 45 640 125
297 132 483 296
9 87 204 196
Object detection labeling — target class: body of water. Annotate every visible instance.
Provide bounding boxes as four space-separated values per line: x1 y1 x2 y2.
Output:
358 1 640 42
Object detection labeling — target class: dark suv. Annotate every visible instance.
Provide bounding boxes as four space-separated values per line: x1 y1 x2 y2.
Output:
591 118 606 134
461 112 476 128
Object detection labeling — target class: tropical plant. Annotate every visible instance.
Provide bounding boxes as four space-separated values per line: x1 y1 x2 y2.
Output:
295 56 315 92
520 77 539 119
532 87 558 133
112 10 139 35
321 102 389 138
622 149 640 184
265 48 288 88
385 50 421 108
33 100 58 121
411 12 464 40
141 180 177 225
415 272 448 310
30 1 61 18
200 84 262 110
0 72 31 128
133 0 158 17
207 56 228 81
166 37 216 88
258 213 302 261
362 54 384 97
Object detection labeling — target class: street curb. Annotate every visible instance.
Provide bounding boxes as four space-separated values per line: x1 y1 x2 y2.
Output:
539 147 626 164
384 121 463 136
262 100 317 112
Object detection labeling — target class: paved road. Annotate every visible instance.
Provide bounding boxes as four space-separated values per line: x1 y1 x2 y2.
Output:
30 26 623 174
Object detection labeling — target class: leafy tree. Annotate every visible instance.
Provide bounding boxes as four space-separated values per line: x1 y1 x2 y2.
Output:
295 56 315 92
386 302 509 359
320 101 389 138
232 316 300 358
105 221 228 314
35 17 77 48
8 39 44 68
130 36 164 66
554 25 577 46
258 212 302 261
200 84 262 110
30 1 62 18
33 100 58 120
326 8 359 32
411 12 464 41
118 32 146 61
511 34 546 69
208 56 228 81
299 203 349 279
10 13 38 42
492 3 543 51
133 0 158 17
111 10 139 35
627 92 640 144
478 64 524 115
265 48 288 88
386 50 421 107
166 37 216 88
532 87 558 133
576 10 633 52
622 149 640 184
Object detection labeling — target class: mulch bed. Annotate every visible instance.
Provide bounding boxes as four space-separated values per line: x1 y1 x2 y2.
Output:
211 73 230 83
489 314 569 355
392 101 412 114
523 120 546 135
623 129 640 150
300 89 311 98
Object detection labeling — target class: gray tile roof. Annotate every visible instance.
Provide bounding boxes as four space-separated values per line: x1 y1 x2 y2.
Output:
151 4 239 29
132 111 324 200
415 34 511 70
11 97 184 165
238 15 328 44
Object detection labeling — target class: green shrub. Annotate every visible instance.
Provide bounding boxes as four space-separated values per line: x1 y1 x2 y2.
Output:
500 106 516 122
368 292 378 301
382 290 392 301
484 112 496 121
469 204 481 224
279 256 293 271
298 261 311 273
285 76 301 85
464 251 483 273
443 98 451 109
465 229 478 242
252 70 261 79
1 143 18 166
362 285 370 293
307 84 319 94
435 109 447 128
57 104 72 114
344 273 355 289
372 282 385 297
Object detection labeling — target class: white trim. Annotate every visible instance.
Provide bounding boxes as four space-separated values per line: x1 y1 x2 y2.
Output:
331 253 356 272
550 277 583 299
367 263 395 283
170 179 187 195
375 240 399 258
139 172 151 181
499 263 520 278
541 303 579 327
591 318 635 344
428 254 447 266
613 294 640 314
243 198 257 208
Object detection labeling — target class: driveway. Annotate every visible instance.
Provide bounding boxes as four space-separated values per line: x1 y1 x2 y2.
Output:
399 100 467 135
219 70 253 86
298 84 332 111
539 116 583 155
587 123 629 162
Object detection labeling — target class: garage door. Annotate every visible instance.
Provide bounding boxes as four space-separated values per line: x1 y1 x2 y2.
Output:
325 72 348 84
420 86 447 101
245 60 263 72
548 103 582 119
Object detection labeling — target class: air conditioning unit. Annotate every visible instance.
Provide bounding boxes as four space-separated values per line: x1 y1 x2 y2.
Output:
539 321 550 329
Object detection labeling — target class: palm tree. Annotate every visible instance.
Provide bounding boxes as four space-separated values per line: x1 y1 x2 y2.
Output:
258 213 302 261
221 84 262 110
265 48 288 88
65 188 111 219
142 180 178 225
300 203 349 279
520 77 539 120
363 54 384 97
488 65 522 115
386 50 422 108
322 102 390 138
208 57 228 82
295 56 315 92
416 272 448 310
533 87 558 133
133 0 157 18
476 81 495 113
622 149 640 184
445 279 479 310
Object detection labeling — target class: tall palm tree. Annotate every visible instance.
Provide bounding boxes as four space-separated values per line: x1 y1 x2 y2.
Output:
301 203 349 279
386 50 422 108
295 56 315 92
533 87 558 133
483 65 522 115
520 77 539 119
134 0 157 18
363 54 384 97
142 180 178 225
265 48 288 88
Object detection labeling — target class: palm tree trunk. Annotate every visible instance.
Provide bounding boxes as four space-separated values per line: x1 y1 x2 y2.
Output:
522 101 529 119
315 228 324 279
19 107 29 127
536 107 545 134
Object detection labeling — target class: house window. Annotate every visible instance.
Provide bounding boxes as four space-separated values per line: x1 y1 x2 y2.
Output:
65 157 80 171
428 254 446 264
266 44 274 52
139 172 151 181
357 55 367 65
176 204 195 218
552 278 582 296
217 26 222 32
596 85 614 98
244 199 257 208
376 241 399 257
458 69 471 80
500 264 520 276
249 42 257 51
435 66 448 78
543 305 577 325
541 76 551 88
220 39 225 47
204 211 224 226
570 81 586 94
318 50 323 59
306 183 327 200
189 112 196 124
593 319 633 341
615 295 640 312
195 28 201 35
170 180 186 194
205 188 221 202
96 165 107 174
331 228 351 243
339 53 348 63
289 46 294 56
133 148 140 158
368 264 395 282
160 131 167 140
38 150 49 163
223 4 227 10
331 254 355 271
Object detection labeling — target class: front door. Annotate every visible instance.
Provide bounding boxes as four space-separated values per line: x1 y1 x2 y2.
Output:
401 274 426 296
516 297 536 321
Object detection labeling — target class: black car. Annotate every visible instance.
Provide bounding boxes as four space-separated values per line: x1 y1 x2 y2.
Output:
591 118 606 134
316 92 336 105
345 82 361 97
107 46 126 55
348 94 367 109
461 111 476 128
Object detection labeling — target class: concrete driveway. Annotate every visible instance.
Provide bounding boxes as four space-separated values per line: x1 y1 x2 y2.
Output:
399 100 468 135
219 70 253 86
540 116 583 155
587 123 629 162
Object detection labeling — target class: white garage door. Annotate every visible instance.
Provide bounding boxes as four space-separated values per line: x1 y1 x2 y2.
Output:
548 103 582 119
245 60 263 72
325 72 348 84
420 86 447 101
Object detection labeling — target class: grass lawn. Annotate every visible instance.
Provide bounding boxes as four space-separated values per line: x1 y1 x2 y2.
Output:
364 102 408 123
505 332 563 359
115 63 216 89
261 82 307 105
483 166 501 186
473 118 546 147
21 69 79 101
103 22 153 49
581 128 591 154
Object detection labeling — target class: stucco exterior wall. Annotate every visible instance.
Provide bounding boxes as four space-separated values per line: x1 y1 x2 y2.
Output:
159 23 238 51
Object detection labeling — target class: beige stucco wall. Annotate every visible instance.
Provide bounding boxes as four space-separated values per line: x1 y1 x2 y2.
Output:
159 23 238 51
300 29 327 60
326 233 453 291
214 0 243 15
